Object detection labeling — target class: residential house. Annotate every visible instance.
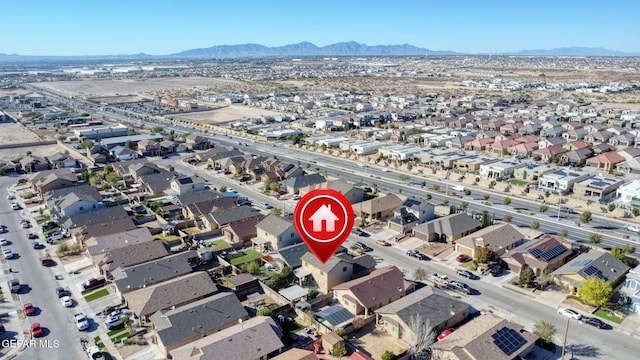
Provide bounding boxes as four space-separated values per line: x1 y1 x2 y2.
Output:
251 215 300 251
586 152 625 171
181 196 235 220
455 224 528 258
512 163 555 182
281 173 326 194
353 193 403 220
169 176 207 195
500 235 571 275
71 217 138 245
453 155 496 173
412 213 482 243
138 171 176 195
610 133 636 148
45 152 77 169
137 139 163 157
20 155 49 173
150 292 248 356
616 180 640 207
200 206 263 232
185 134 212 150
552 251 630 294
532 145 568 162
332 266 415 316
271 243 313 269
31 168 78 197
479 160 527 180
225 273 261 301
272 349 318 360
538 169 590 194
430 313 537 360
508 141 539 157
85 227 154 257
387 197 435 234
111 145 139 161
92 240 169 277
44 184 103 218
299 179 364 204
375 287 469 344
621 265 640 313
176 189 225 207
559 148 593 165
60 205 130 233
111 250 197 296
220 217 263 245
123 272 219 323
168 316 283 360
573 175 624 202
300 252 354 293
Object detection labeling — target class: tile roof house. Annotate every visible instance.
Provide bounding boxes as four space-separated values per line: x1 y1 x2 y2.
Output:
31 168 78 197
299 179 364 204
45 184 104 218
430 313 537 360
586 151 626 171
271 243 311 269
71 217 138 245
169 176 207 195
139 171 175 195
20 155 49 173
111 250 197 295
500 235 571 276
92 239 170 277
332 266 415 316
200 206 264 231
353 193 404 220
552 251 630 294
150 292 248 356
85 227 154 257
181 196 236 220
185 134 212 150
281 173 326 194
175 189 224 207
221 216 263 245
251 214 301 251
375 286 469 345
387 197 435 234
168 316 283 360
455 224 528 258
411 213 482 244
61 205 129 230
123 271 219 322
300 252 376 294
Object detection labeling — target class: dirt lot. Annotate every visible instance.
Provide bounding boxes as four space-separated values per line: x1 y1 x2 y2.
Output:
170 104 284 124
34 77 263 99
0 122 44 145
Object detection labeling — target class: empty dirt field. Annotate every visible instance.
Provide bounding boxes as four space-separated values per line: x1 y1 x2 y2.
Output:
169 104 284 124
0 122 43 146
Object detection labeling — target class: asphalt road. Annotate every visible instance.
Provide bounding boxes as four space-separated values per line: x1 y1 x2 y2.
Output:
0 177 87 359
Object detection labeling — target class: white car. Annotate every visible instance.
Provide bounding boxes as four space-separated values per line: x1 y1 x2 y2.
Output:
381 168 390 172
11 203 20 210
61 296 73 307
358 163 366 167
74 313 89 331
226 188 236 193
6 194 14 200
3 249 13 259
0 238 9 246
627 225 640 233
558 308 582 320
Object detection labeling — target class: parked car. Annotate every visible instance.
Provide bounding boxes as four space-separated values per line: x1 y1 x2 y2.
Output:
11 202 20 210
30 323 44 337
489 265 503 276
0 238 9 246
449 281 472 295
579 316 607 329
74 313 90 331
27 233 38 239
455 254 471 263
104 318 124 331
61 296 74 307
627 225 640 233
292 194 301 200
3 249 14 259
376 239 391 246
56 287 71 298
351 228 369 237
259 202 273 210
8 279 20 293
355 242 373 252
407 250 428 261
558 308 582 320
82 276 107 290
6 194 15 200
456 269 478 280
437 328 455 341
0 224 6 233
431 273 450 285
23 303 36 316
45 231 63 243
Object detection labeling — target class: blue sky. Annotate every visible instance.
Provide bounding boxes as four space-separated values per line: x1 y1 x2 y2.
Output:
2 0 638 56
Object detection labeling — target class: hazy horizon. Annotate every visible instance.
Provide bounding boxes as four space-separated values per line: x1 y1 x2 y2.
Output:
2 0 638 56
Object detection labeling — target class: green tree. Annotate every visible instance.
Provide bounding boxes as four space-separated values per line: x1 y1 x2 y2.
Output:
432 184 439 191
624 245 636 254
608 203 616 212
442 199 449 206
460 202 469 211
588 233 602 244
381 350 395 360
610 246 626 262
425 193 432 201
519 266 536 288
503 197 512 205
533 320 557 345
464 189 471 196
475 246 495 264
80 140 93 149
180 132 190 141
531 221 540 229
268 181 279 192
332 342 347 357
483 194 490 201
335 328 347 339
580 211 593 224
578 276 613 307
320 143 327 151
270 208 282 216
57 135 67 141
399 174 410 183
105 171 121 184
151 126 164 133
127 129 136 136
125 139 135 149
307 288 318 299
413 268 427 282
246 261 260 275
539 204 548 213
256 307 273 317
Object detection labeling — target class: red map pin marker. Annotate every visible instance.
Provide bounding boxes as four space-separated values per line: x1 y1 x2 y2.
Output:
294 188 354 264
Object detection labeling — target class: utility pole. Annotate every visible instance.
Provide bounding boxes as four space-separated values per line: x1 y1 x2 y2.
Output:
561 316 570 359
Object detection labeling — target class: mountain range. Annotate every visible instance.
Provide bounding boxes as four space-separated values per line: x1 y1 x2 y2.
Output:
1 42 638 61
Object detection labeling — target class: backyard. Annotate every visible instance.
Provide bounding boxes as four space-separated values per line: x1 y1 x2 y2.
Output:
228 250 262 265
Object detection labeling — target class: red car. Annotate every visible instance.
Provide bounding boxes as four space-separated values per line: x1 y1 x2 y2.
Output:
23 303 36 316
437 328 455 341
455 254 471 263
27 233 38 239
30 323 43 337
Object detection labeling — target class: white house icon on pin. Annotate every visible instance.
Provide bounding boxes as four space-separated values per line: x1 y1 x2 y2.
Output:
308 204 339 232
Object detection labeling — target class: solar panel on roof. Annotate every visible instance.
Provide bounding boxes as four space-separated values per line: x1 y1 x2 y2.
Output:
492 327 527 356
529 249 543 258
541 245 566 261
584 265 607 280
572 259 591 267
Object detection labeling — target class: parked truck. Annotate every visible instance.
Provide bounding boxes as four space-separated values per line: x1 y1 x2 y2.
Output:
80 338 103 359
